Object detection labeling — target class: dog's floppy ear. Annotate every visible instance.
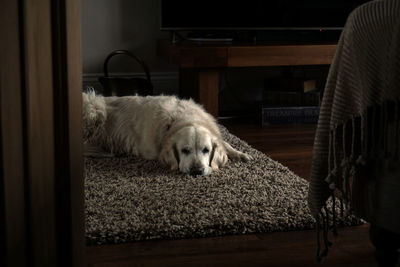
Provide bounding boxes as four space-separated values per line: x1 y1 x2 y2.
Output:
209 139 228 171
159 141 180 171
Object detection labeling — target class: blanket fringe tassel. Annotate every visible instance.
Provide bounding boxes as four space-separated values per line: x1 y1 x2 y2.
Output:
315 99 400 262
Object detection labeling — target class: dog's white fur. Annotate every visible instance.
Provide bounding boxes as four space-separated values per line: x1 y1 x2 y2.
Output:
82 92 252 175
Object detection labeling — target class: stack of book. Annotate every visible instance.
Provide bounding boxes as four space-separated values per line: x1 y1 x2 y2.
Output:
262 78 321 125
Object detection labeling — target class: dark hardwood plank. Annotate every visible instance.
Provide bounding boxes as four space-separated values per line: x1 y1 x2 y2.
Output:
86 225 375 267
221 120 317 179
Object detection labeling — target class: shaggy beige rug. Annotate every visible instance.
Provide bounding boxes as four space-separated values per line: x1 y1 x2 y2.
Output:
85 126 358 245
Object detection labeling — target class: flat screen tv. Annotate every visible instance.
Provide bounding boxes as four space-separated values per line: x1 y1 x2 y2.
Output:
160 0 370 31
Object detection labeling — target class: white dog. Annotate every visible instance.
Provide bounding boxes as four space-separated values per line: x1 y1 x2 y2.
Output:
82 92 252 176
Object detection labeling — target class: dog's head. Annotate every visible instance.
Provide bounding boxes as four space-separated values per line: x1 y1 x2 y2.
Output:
160 125 227 176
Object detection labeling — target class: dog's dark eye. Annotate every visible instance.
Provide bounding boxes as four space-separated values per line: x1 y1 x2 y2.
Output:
181 148 190 155
202 147 209 154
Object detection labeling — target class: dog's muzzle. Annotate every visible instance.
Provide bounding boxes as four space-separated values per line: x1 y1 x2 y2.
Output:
189 166 205 176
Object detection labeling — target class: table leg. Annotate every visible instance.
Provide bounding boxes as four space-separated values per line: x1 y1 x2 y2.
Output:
179 68 219 118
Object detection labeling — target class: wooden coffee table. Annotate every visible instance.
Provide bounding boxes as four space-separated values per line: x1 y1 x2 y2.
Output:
157 39 337 117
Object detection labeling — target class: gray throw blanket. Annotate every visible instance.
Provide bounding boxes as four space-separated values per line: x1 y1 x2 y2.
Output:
308 0 400 260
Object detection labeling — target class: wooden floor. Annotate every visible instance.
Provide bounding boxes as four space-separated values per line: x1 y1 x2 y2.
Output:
222 119 316 180
86 120 377 267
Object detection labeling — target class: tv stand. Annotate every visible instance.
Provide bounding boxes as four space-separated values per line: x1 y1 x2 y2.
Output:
170 31 234 44
170 30 341 44
157 39 337 117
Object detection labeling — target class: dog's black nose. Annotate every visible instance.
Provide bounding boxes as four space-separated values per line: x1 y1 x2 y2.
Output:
190 167 204 176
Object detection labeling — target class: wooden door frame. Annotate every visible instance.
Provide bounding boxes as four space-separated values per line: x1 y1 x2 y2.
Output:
0 0 84 266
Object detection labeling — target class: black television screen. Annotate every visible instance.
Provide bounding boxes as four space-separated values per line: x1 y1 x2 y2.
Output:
160 0 370 31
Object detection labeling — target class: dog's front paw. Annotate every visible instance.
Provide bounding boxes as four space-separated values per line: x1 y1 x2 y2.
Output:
211 161 219 171
170 163 178 171
240 153 253 162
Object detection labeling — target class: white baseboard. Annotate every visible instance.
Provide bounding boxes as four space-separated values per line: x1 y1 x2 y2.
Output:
82 72 179 95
